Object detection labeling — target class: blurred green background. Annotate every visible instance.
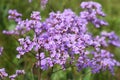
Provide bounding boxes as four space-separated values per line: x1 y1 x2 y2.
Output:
0 0 120 80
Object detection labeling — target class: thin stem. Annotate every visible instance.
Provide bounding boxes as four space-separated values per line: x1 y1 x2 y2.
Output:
47 67 53 80
52 65 75 74
38 68 41 80
31 70 35 80
38 49 42 80
52 68 64 74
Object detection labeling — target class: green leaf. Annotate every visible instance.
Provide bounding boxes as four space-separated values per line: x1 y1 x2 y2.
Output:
83 69 92 80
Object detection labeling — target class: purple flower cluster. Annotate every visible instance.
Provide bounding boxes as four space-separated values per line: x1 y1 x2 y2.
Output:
8 9 22 22
0 68 8 79
3 1 120 75
101 31 120 47
80 1 108 28
3 11 41 35
0 68 25 79
16 36 35 58
41 0 48 9
9 70 25 80
90 49 120 75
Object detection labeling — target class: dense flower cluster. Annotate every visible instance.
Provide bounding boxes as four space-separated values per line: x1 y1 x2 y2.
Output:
3 1 120 75
90 49 120 75
80 1 108 28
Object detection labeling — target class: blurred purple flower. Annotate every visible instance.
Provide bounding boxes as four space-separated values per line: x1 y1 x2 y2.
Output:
0 47 3 56
9 70 25 80
41 0 48 9
0 68 8 79
8 9 22 22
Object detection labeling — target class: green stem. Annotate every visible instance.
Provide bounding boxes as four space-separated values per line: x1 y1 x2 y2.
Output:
38 68 41 80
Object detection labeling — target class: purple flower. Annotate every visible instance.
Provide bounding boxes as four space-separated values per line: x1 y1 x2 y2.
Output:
9 70 25 80
31 11 41 21
8 9 22 22
0 47 3 56
0 68 8 79
16 36 35 58
16 70 25 75
41 0 48 9
28 0 32 3
9 74 17 80
80 1 108 28
101 31 120 47
90 50 120 74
